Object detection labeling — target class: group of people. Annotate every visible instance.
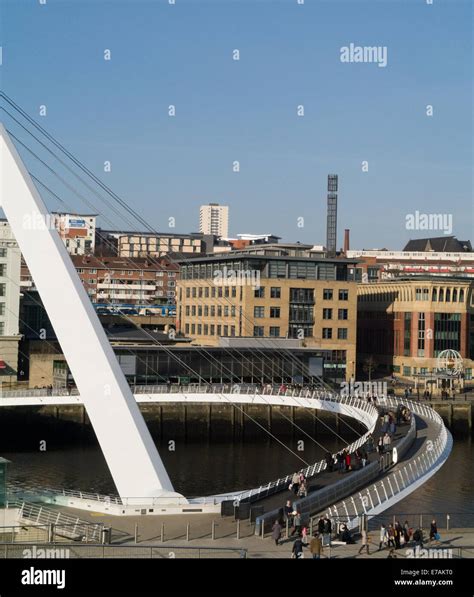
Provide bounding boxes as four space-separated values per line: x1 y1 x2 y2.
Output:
271 511 332 559
289 471 308 498
377 519 439 551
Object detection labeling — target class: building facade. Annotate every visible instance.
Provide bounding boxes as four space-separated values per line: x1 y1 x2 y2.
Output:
71 255 178 305
97 230 207 258
357 278 474 385
199 203 229 238
52 213 97 255
0 221 22 386
177 253 358 382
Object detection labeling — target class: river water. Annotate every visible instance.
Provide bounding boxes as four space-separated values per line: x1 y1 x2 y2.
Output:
3 435 473 525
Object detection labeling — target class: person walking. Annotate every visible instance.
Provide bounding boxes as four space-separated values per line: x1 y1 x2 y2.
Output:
358 528 370 555
291 472 300 495
309 533 323 559
284 500 293 528
291 511 302 537
291 537 305 559
429 519 438 542
272 520 282 546
379 524 388 551
317 516 325 536
322 516 332 547
387 524 395 547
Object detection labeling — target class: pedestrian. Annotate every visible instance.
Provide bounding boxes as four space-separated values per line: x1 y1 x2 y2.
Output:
284 500 293 527
325 451 334 472
344 451 352 471
383 432 391 452
377 436 384 454
361 449 368 467
291 511 302 537
393 523 401 549
403 521 410 544
379 524 388 551
322 515 332 547
317 516 325 536
358 528 370 555
309 532 323 559
272 520 282 546
291 471 300 495
291 537 305 559
387 524 395 547
429 519 439 542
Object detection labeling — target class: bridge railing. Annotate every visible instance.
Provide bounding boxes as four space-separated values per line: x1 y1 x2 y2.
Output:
324 398 451 530
6 384 379 509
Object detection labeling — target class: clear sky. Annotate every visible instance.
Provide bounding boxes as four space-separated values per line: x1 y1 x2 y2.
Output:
1 0 472 250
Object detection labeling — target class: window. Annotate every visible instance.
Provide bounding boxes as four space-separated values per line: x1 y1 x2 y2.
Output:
323 289 333 300
186 287 190 298
254 306 264 318
198 287 203 298
192 287 197 298
269 326 280 337
185 306 190 316
223 325 228 336
197 324 202 335
185 323 190 334
403 366 411 376
192 305 196 316
0 264 7 277
337 328 348 340
224 306 229 317
0 284 5 297
417 313 425 356
191 324 196 334
290 288 314 303
323 308 332 320
231 287 236 298
210 325 215 335
0 249 6 257
204 287 209 298
217 325 221 336
231 306 236 317
253 326 264 337
270 287 281 299
224 287 230 298
203 324 208 335
217 306 222 317
198 306 202 317
338 289 349 301
270 307 280 318
404 312 412 356
230 326 236 337
254 287 265 298
322 328 332 339
338 309 348 320
204 306 209 317
211 305 216 317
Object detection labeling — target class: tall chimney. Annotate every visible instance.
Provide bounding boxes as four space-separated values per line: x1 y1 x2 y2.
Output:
344 229 350 254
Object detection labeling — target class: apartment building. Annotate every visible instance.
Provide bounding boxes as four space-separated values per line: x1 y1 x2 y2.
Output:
97 230 208 258
177 253 358 381
52 212 97 255
357 278 474 384
199 203 229 238
71 255 178 305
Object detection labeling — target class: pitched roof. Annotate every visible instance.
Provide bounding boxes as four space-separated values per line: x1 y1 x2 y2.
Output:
403 236 472 253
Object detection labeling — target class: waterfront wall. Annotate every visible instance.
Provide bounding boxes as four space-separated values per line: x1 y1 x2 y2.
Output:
0 403 361 449
0 401 470 451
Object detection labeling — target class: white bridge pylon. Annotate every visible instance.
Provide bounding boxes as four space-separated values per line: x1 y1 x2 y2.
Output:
0 124 182 500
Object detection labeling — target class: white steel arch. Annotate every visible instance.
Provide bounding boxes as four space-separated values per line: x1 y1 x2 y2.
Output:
0 124 181 500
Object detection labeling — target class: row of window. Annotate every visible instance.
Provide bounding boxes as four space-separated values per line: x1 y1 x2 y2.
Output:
253 327 348 339
185 323 236 337
186 286 238 299
77 268 176 277
186 305 237 317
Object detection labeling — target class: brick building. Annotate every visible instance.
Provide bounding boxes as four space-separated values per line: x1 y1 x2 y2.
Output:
177 252 358 382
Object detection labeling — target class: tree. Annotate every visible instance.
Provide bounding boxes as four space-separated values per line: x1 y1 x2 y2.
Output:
363 355 377 383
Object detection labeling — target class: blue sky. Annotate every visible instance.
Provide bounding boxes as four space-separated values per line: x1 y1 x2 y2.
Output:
1 0 472 249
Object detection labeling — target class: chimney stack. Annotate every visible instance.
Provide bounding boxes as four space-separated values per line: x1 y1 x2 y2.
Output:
326 174 338 258
344 229 350 254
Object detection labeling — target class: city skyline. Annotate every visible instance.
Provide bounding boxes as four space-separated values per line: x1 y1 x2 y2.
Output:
1 0 472 250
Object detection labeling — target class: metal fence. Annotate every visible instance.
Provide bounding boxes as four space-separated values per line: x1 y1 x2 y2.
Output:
0 543 247 559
